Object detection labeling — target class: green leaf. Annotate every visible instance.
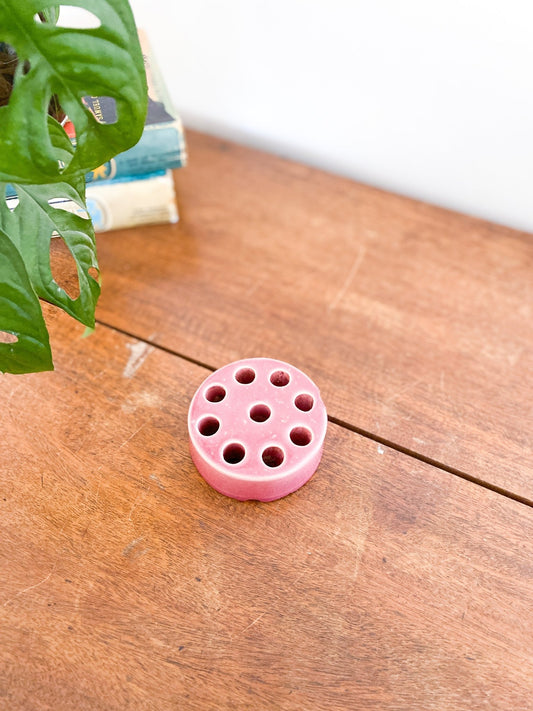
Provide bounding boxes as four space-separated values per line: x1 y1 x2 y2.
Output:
0 0 147 184
0 179 100 329
48 113 76 167
0 229 53 374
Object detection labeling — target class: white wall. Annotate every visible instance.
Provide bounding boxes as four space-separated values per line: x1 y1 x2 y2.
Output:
129 0 533 233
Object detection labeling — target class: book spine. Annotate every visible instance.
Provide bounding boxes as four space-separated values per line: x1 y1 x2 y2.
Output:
85 170 179 231
6 171 179 233
82 28 188 185
85 121 186 184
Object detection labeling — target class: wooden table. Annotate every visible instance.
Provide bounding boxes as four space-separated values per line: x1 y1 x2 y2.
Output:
1 131 532 710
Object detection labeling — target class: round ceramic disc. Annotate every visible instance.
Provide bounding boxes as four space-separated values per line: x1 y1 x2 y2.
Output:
188 358 327 501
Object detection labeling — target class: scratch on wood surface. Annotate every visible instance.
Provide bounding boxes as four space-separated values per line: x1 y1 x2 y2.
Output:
93 466 104 505
287 525 337 590
122 536 145 557
72 577 86 614
245 276 265 298
123 342 155 379
506 347 523 368
119 421 151 450
121 390 162 415
241 612 267 634
150 474 165 490
127 494 146 520
383 378 422 405
328 245 366 310
3 570 54 607
5 382 23 419
350 504 371 583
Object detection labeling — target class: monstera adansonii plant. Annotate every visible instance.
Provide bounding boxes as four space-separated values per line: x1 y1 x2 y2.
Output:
0 1 148 374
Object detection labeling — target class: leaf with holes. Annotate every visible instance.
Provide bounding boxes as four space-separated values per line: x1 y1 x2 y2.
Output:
0 0 147 184
0 228 53 374
0 178 100 328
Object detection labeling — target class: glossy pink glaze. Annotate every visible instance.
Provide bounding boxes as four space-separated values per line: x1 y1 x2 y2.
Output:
188 358 327 501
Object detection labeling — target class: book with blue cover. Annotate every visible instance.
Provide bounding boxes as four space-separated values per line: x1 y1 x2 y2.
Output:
66 29 187 185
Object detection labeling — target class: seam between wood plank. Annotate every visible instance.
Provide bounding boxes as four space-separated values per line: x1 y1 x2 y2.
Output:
327 415 533 509
95 318 533 510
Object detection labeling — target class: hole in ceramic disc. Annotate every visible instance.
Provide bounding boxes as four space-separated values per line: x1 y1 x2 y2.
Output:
235 367 256 384
290 427 312 446
270 370 290 387
223 443 246 464
294 393 314 412
249 404 271 423
205 385 226 403
262 446 284 468
198 417 220 437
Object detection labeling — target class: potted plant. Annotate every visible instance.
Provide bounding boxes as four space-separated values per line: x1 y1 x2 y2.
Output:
0 0 148 374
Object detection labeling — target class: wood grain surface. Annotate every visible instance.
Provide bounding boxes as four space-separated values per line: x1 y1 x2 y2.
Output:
1 312 532 710
93 131 533 503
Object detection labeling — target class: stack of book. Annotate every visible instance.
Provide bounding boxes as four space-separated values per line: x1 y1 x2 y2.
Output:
75 29 186 232
6 30 186 232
